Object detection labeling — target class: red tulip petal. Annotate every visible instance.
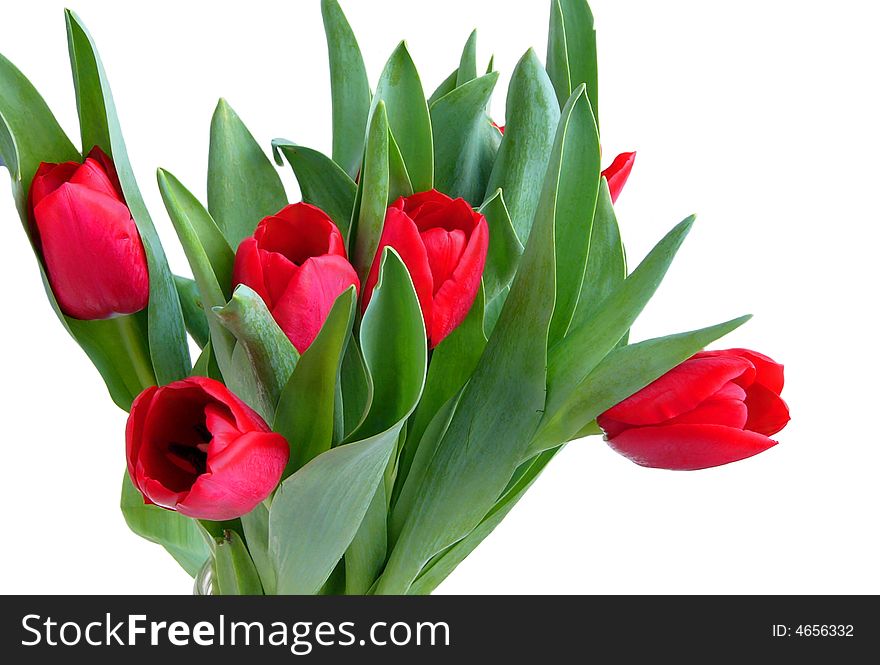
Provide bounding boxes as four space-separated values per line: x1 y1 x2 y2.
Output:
271 254 360 353
29 161 79 209
70 157 122 201
363 206 434 333
430 214 489 347
260 249 299 308
600 355 753 427
664 396 748 430
178 431 288 521
602 152 636 203
744 382 791 437
232 237 273 307
204 403 246 456
420 227 468 293
399 190 454 220
33 183 149 319
729 348 784 393
185 376 270 434
255 203 345 263
411 196 478 234
607 423 778 471
86 146 125 200
140 476 188 511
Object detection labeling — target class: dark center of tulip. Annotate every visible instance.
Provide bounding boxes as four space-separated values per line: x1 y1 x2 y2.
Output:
166 422 212 476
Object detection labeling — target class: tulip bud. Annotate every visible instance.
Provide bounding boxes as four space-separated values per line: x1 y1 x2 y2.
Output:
598 348 790 471
363 190 489 348
126 377 289 521
28 147 149 320
232 203 360 354
602 151 636 203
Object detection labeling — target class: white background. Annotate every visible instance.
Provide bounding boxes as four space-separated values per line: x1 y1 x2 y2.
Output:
1 0 877 594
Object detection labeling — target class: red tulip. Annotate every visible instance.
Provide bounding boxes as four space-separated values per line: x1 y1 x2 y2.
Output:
363 190 489 348
126 376 289 521
232 203 360 354
602 151 636 203
28 147 149 320
598 348 790 471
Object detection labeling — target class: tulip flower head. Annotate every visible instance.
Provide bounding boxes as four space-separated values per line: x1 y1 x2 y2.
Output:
126 377 289 521
598 349 789 471
233 203 360 354
28 147 149 320
602 151 636 203
363 190 489 348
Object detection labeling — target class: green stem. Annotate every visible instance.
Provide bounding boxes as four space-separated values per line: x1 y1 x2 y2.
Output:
114 314 156 391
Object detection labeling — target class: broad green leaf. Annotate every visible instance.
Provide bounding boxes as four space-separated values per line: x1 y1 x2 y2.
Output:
321 0 372 179
350 101 389 284
240 503 275 594
348 249 427 442
546 215 696 417
372 43 433 192
390 286 486 514
546 86 601 345
271 139 356 240
456 30 478 87
570 178 626 329
157 168 236 379
555 0 599 126
375 89 581 596
208 99 287 249
345 481 387 595
174 275 210 348
121 474 210 577
479 191 523 301
66 11 190 386
408 447 560 594
428 68 459 107
0 54 157 409
274 288 356 475
483 284 509 338
546 0 572 108
486 56 496 74
531 315 752 456
485 49 560 243
214 285 299 420
340 340 372 438
430 72 501 205
191 341 222 380
213 530 263 595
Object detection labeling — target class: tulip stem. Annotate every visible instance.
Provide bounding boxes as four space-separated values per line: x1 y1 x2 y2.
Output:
114 314 157 392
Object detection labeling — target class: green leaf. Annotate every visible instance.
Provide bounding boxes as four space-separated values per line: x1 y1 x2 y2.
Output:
350 101 389 284
485 49 560 243
213 530 264 595
530 316 753 456
274 288 356 475
408 447 560 594
348 249 427 442
157 168 236 379
390 286 486 515
479 191 523 301
376 87 578 596
546 215 697 418
240 504 274 594
214 285 300 421
456 30 479 87
428 68 459 107
546 0 572 109
345 481 387 595
174 275 210 348
121 474 210 577
271 139 356 241
65 10 190 386
546 86 601 345
559 0 599 126
372 42 433 192
387 129 414 202
430 72 500 205
570 178 626 329
321 0 372 180
191 340 222 380
208 99 287 249
340 340 371 438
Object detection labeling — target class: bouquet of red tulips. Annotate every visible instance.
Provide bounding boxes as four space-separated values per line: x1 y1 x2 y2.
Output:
0 0 789 595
